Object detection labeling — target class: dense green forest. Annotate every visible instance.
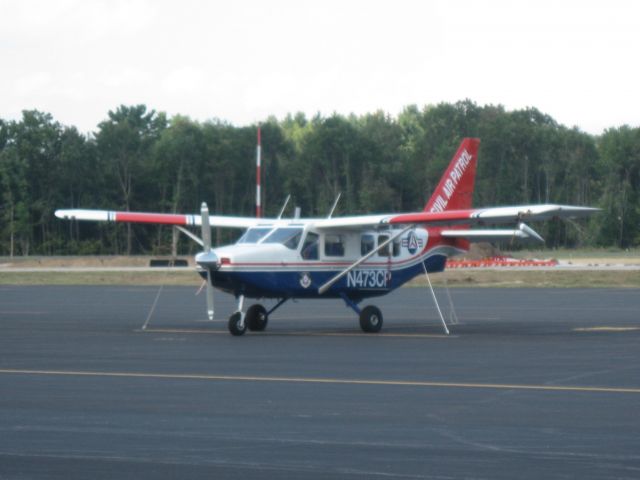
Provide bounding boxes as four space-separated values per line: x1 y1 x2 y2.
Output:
1 100 639 256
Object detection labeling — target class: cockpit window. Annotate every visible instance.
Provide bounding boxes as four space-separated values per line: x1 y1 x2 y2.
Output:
262 227 303 250
237 227 273 244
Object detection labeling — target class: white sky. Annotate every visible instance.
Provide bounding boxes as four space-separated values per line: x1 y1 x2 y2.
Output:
1 0 639 135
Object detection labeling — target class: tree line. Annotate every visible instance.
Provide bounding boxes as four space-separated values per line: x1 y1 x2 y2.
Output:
1 100 639 256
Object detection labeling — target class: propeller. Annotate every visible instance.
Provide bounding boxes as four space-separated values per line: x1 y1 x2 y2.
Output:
194 202 218 320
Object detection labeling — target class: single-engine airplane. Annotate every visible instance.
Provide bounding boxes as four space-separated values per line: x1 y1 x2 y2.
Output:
56 138 597 336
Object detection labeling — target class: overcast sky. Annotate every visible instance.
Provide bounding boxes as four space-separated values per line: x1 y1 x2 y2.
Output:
1 0 639 135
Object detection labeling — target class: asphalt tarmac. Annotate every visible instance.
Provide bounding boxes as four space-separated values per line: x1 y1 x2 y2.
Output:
1 285 639 479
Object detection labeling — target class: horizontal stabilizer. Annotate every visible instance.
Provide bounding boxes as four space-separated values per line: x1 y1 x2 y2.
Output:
442 222 545 243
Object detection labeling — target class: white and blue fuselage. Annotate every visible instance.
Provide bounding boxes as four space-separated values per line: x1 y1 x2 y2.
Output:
201 223 463 301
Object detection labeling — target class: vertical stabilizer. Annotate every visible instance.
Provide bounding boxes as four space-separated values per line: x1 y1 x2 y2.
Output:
424 138 480 212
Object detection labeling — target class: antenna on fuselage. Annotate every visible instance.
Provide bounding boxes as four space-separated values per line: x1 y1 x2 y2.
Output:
294 207 301 219
327 193 341 218
277 194 291 219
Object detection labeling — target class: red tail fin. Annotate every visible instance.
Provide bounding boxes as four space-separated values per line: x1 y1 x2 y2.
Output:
424 138 480 212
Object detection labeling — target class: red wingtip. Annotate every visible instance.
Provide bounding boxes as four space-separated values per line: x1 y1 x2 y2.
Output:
424 138 480 213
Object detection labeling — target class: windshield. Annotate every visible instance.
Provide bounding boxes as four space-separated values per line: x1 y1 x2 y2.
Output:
262 227 303 250
237 227 273 244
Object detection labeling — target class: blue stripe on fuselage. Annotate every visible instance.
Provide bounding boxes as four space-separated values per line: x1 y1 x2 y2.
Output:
204 254 447 300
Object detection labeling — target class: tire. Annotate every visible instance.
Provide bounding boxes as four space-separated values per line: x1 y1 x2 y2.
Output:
228 311 247 336
359 306 383 333
246 304 268 331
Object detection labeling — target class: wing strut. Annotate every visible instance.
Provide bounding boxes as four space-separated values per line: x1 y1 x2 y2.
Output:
318 225 413 295
174 225 204 247
421 261 449 335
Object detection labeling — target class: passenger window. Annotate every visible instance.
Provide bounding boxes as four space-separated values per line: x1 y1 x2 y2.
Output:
393 238 401 257
361 234 374 255
378 235 390 257
301 232 319 260
324 234 345 257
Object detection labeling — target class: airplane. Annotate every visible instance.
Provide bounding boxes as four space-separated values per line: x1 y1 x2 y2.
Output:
55 138 597 336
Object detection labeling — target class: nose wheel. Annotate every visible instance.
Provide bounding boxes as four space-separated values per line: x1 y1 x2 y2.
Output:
225 297 289 336
228 311 247 336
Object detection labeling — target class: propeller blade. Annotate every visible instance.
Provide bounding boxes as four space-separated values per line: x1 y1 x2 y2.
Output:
201 202 211 251
206 275 215 320
200 202 215 320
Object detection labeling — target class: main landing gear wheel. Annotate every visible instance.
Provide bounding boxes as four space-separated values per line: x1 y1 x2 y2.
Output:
359 305 383 333
228 311 247 336
246 304 268 331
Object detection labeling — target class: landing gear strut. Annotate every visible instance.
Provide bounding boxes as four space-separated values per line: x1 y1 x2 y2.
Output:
228 295 246 336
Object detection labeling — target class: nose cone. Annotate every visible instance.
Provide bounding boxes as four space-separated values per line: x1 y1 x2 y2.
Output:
195 250 220 270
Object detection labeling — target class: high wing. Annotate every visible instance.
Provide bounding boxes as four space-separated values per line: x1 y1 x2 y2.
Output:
311 204 597 243
56 204 598 236
54 209 261 229
312 204 597 229
387 204 598 226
